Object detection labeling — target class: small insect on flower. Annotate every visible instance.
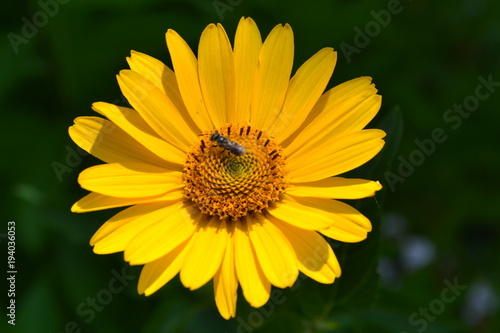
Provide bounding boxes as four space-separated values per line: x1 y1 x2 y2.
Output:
210 132 246 156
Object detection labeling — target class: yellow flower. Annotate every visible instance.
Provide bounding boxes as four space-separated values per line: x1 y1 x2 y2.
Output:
69 17 385 319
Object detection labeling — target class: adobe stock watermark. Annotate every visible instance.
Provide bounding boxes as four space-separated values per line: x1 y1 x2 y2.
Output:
213 0 244 21
384 74 499 192
52 96 127 183
52 146 90 183
53 61 169 183
52 266 136 333
401 277 467 333
340 0 410 63
52 119 118 184
7 0 71 54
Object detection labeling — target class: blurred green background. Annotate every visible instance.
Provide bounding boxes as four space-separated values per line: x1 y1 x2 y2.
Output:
2 0 499 332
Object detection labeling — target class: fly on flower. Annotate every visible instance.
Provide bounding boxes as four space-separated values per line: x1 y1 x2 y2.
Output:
209 131 246 156
69 17 385 319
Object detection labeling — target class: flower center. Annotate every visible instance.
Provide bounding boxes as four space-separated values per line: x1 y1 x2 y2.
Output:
184 124 288 220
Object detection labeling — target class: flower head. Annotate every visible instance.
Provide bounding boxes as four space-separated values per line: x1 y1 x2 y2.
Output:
70 17 385 319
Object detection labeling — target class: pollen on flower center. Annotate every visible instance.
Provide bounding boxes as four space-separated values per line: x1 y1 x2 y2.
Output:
184 124 288 220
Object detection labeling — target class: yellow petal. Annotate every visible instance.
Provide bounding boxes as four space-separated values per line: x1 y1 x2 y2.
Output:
248 214 298 288
288 177 382 199
124 203 198 265
272 216 341 282
284 77 380 155
166 29 213 130
309 77 380 136
313 199 373 243
287 129 386 183
271 48 337 143
126 51 200 127
319 225 368 243
92 102 186 166
214 223 238 320
251 23 294 130
117 70 198 151
126 50 175 95
232 17 262 123
267 194 338 230
69 117 173 168
138 238 192 296
270 195 372 242
198 23 234 127
71 189 184 213
234 219 271 307
91 202 171 254
78 162 183 198
180 217 228 290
